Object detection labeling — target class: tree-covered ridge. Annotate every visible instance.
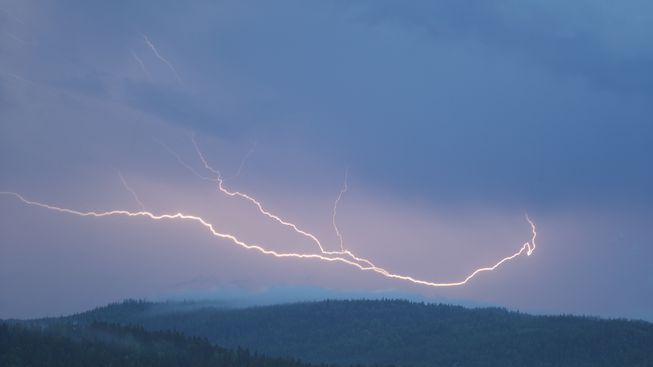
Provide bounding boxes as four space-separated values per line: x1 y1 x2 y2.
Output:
0 321 379 367
38 298 653 367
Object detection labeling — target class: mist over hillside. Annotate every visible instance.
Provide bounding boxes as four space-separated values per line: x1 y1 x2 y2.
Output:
20 299 653 367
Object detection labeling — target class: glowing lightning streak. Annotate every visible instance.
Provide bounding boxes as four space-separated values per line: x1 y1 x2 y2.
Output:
189 137 380 268
191 135 222 178
0 191 537 287
141 34 182 84
118 171 146 211
225 142 257 181
526 214 536 256
158 139 373 263
333 169 348 252
191 136 325 250
327 170 380 269
131 51 151 80
156 139 217 182
169 138 534 278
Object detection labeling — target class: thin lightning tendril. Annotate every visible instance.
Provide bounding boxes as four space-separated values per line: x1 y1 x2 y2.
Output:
189 137 381 268
159 138 374 266
0 190 536 287
141 34 182 84
166 136 536 283
155 139 217 182
1 31 539 288
333 169 348 253
118 170 146 211
131 51 151 80
226 142 257 181
327 170 380 268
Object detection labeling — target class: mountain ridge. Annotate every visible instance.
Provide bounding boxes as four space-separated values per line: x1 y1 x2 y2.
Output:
16 298 653 367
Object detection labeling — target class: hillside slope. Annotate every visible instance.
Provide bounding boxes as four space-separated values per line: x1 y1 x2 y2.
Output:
0 321 372 367
28 299 653 367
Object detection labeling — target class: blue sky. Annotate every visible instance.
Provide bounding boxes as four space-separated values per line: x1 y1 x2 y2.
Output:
1 0 652 320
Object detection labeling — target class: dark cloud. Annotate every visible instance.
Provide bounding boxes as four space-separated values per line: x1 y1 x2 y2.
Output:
122 80 240 137
351 0 653 95
3 0 651 206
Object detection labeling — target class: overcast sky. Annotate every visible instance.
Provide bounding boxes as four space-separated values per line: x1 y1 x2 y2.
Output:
1 0 652 320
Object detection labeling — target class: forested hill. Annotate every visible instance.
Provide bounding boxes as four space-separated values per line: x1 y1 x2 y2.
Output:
0 321 374 367
24 299 653 367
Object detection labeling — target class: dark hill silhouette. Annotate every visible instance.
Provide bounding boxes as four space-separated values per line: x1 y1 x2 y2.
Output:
21 299 653 367
0 321 379 367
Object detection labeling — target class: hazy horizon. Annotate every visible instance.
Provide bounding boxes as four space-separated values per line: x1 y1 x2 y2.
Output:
11 285 653 323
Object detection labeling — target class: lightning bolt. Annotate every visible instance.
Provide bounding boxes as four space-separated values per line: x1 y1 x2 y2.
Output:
525 214 536 256
187 138 537 284
0 190 536 287
332 169 348 253
155 139 217 182
225 142 257 181
131 51 151 80
188 136 381 269
118 170 146 211
141 34 182 84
